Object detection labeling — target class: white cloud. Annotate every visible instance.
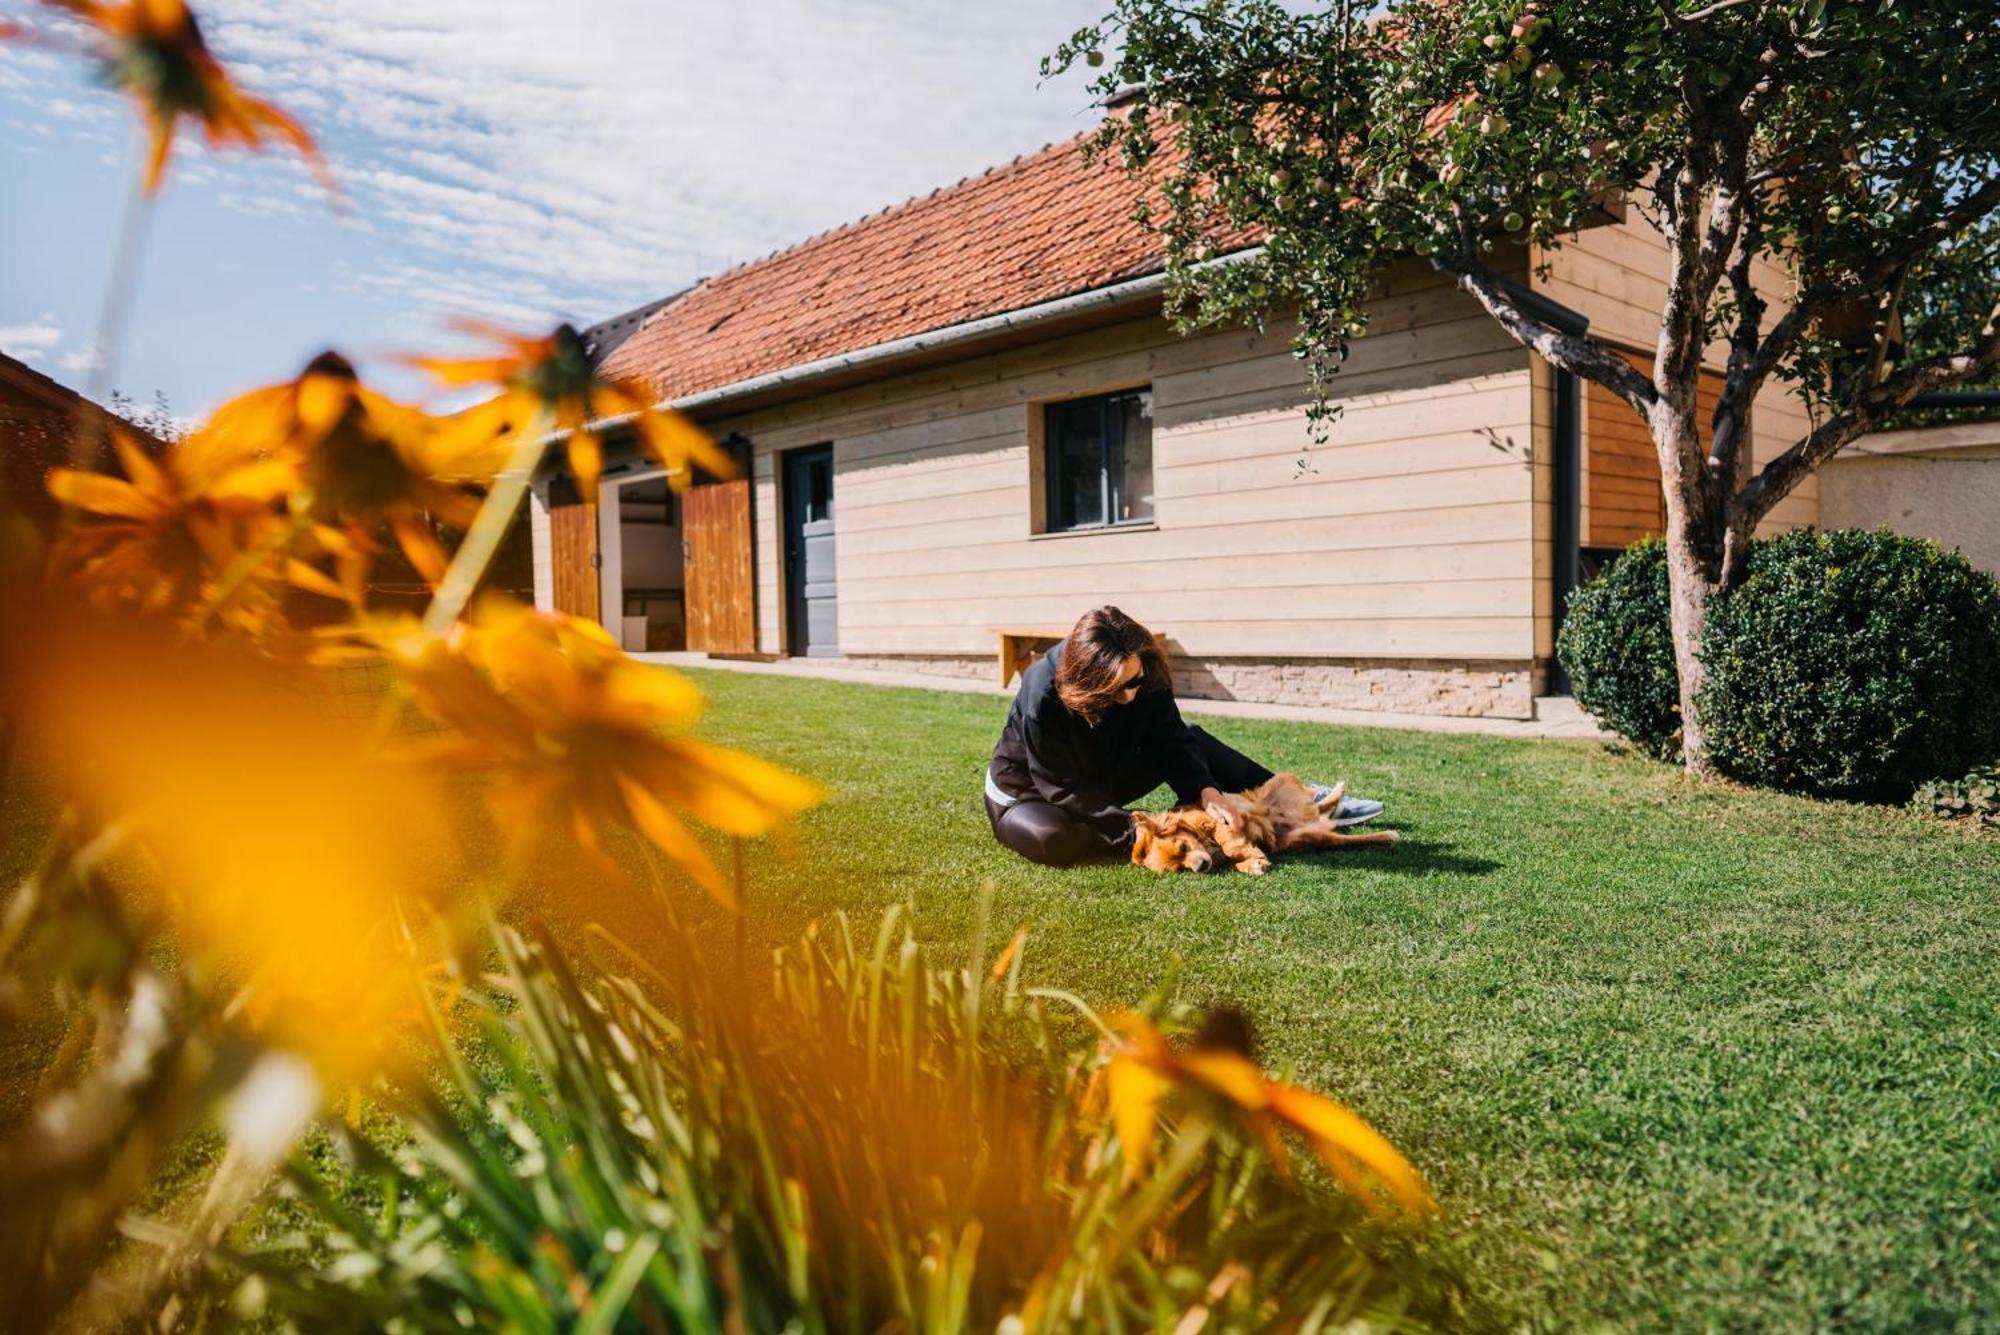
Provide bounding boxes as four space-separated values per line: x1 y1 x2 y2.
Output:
184 0 1106 325
59 340 104 375
0 313 63 362
0 1 1110 410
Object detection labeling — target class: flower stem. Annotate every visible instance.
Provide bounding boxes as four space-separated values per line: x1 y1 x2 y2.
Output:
423 409 551 632
69 150 156 470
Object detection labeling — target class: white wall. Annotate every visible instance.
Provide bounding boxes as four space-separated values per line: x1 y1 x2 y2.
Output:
1823 424 2000 575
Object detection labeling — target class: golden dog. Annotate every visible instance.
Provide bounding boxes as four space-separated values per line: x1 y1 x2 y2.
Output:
1130 773 1398 875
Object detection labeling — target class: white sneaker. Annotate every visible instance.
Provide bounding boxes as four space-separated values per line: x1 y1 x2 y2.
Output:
1309 783 1385 827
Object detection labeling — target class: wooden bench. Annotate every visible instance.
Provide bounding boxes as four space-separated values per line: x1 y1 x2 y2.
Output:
990 625 1170 689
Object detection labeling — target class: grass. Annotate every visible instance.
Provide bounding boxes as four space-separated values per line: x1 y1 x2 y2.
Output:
669 667 2000 1333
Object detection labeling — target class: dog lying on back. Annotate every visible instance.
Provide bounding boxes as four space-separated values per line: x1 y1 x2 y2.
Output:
1131 773 1398 875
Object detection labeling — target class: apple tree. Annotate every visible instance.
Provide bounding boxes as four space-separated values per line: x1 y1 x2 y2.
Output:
1048 0 2000 773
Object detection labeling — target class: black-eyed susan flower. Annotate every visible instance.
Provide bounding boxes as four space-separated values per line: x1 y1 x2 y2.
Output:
332 598 821 907
39 0 328 195
411 320 736 502
1106 1011 1436 1218
203 351 503 595
46 423 298 633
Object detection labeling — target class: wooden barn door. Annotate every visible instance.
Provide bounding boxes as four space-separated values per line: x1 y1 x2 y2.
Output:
547 478 600 622
682 476 755 653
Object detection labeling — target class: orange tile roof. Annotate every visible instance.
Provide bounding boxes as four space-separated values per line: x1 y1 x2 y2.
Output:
599 129 1184 403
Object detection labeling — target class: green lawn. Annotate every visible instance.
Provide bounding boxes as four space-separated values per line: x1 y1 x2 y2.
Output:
680 667 1999 1333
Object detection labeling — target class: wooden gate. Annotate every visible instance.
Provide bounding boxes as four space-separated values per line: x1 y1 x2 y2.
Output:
547 480 600 622
682 477 755 653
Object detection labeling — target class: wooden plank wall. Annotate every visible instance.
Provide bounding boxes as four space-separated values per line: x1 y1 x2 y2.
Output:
708 258 1539 662
682 478 756 652
1532 182 1818 534
1581 350 1727 549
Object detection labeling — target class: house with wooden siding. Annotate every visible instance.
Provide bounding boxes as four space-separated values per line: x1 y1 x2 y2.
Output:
527 122 1819 721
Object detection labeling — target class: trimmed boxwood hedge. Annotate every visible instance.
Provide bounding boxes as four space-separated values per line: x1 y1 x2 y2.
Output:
1555 539 1681 761
1697 529 2000 799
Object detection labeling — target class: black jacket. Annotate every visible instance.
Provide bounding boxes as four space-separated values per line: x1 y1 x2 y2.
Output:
987 643 1216 850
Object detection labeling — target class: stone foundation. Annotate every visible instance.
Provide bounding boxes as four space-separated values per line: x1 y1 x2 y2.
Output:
837 654 996 682
1173 657 1539 720
837 652 1541 719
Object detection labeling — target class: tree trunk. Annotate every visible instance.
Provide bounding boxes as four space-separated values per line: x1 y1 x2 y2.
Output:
1654 394 1724 777
1662 502 1719 776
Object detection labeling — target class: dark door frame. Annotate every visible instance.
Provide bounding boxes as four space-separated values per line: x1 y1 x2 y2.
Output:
782 443 837 658
1549 365 1582 695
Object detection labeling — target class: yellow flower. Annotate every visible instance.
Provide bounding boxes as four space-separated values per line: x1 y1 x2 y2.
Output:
411 320 736 501
203 351 502 594
37 0 328 195
1106 1012 1436 1219
15 609 464 1085
331 598 822 907
46 424 298 633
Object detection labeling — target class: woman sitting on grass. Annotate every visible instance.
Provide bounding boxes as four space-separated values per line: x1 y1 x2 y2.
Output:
984 605 1383 867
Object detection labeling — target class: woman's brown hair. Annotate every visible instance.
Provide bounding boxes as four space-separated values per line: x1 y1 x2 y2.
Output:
1055 605 1171 726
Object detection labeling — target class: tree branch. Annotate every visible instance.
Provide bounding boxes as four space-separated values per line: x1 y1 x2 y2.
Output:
1735 300 2000 529
1431 245 1657 414
1664 0 1757 24
1711 204 1767 497
1738 172 2000 401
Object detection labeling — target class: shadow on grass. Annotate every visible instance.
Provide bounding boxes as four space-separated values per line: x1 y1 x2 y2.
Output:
1290 837 1502 878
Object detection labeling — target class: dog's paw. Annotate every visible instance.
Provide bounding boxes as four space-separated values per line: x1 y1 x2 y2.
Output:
1235 857 1270 875
1380 829 1402 845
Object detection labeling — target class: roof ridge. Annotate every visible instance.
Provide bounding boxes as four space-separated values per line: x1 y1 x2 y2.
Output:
677 127 1099 297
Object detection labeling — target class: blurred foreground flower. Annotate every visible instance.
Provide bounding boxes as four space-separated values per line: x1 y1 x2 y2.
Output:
207 908 1463 1332
324 598 823 906
413 320 736 500
37 0 328 194
1108 1011 1436 1219
45 423 297 634
0 600 470 1327
204 350 501 593
16 610 464 1082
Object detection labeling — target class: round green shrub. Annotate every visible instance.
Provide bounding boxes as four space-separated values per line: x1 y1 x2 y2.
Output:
1698 528 2000 799
1556 538 1681 760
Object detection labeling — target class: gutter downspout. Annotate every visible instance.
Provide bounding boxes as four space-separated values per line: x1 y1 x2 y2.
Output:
548 246 1267 453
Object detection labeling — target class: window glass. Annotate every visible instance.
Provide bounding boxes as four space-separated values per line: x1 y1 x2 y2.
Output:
807 456 832 524
1116 390 1154 523
1043 388 1152 533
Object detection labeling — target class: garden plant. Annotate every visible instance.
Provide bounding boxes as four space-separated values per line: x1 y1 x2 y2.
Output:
0 3 1450 1329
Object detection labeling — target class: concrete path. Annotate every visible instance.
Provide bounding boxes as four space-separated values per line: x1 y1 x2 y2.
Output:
635 651 1616 743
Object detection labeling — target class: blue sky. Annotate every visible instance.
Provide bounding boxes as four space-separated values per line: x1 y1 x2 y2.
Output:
0 1 1107 421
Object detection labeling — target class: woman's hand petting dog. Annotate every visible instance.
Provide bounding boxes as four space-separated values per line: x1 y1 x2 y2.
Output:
1199 785 1243 832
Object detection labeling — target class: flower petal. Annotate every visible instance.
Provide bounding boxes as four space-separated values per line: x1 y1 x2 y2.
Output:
1265 1083 1436 1217
47 469 165 519
1107 1051 1170 1184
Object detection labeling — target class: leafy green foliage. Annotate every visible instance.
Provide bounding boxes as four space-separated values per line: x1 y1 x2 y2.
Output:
1046 1 2000 428
1698 529 2000 798
209 908 1470 1332
1912 763 2000 830
1555 539 1681 761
